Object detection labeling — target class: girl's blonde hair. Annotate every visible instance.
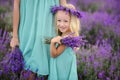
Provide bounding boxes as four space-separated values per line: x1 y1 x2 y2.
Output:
54 4 81 36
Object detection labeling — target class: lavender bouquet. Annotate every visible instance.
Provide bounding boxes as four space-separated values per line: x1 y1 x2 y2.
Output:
60 36 87 48
45 36 87 49
0 46 24 79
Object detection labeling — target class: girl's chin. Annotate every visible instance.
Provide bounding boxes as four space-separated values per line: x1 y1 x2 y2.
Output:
60 31 66 33
59 29 67 33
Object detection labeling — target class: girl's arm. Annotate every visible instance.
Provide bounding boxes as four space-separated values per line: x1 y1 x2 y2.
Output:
10 0 20 48
60 0 67 5
50 36 66 58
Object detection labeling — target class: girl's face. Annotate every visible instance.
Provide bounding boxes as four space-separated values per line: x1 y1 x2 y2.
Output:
56 10 71 34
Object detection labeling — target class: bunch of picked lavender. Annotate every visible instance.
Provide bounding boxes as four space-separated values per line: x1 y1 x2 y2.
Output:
0 46 24 74
60 36 87 48
45 36 87 49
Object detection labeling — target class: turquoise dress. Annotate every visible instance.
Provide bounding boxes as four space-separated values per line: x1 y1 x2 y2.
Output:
48 47 78 80
18 0 59 76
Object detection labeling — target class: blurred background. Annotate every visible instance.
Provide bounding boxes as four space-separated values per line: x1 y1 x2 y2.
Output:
0 0 120 80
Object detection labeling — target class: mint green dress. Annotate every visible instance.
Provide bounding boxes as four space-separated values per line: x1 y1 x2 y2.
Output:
18 0 59 76
48 47 78 80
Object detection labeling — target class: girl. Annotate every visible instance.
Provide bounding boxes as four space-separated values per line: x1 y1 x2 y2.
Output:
10 0 67 80
49 4 81 80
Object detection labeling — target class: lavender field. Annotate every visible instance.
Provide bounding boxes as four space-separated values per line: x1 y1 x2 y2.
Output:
0 0 120 80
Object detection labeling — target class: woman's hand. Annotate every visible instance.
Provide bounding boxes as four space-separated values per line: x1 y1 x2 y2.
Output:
10 37 19 49
51 36 62 44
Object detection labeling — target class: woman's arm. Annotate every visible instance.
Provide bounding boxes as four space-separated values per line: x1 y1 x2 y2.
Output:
60 0 67 5
13 0 20 38
10 0 20 48
50 36 66 58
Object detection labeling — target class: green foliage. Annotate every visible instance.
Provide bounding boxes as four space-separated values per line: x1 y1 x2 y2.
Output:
0 5 12 31
0 6 7 14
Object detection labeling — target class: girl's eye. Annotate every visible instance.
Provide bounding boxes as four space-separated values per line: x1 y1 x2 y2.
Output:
64 20 68 22
57 20 61 22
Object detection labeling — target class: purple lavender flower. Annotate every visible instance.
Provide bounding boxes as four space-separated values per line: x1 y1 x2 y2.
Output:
106 77 111 80
0 70 2 76
98 71 105 79
20 70 31 80
0 29 10 53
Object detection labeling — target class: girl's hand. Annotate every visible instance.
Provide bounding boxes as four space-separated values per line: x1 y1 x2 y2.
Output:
51 36 62 44
10 37 19 49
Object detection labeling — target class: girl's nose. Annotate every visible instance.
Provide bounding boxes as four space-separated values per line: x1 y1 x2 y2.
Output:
60 22 64 26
